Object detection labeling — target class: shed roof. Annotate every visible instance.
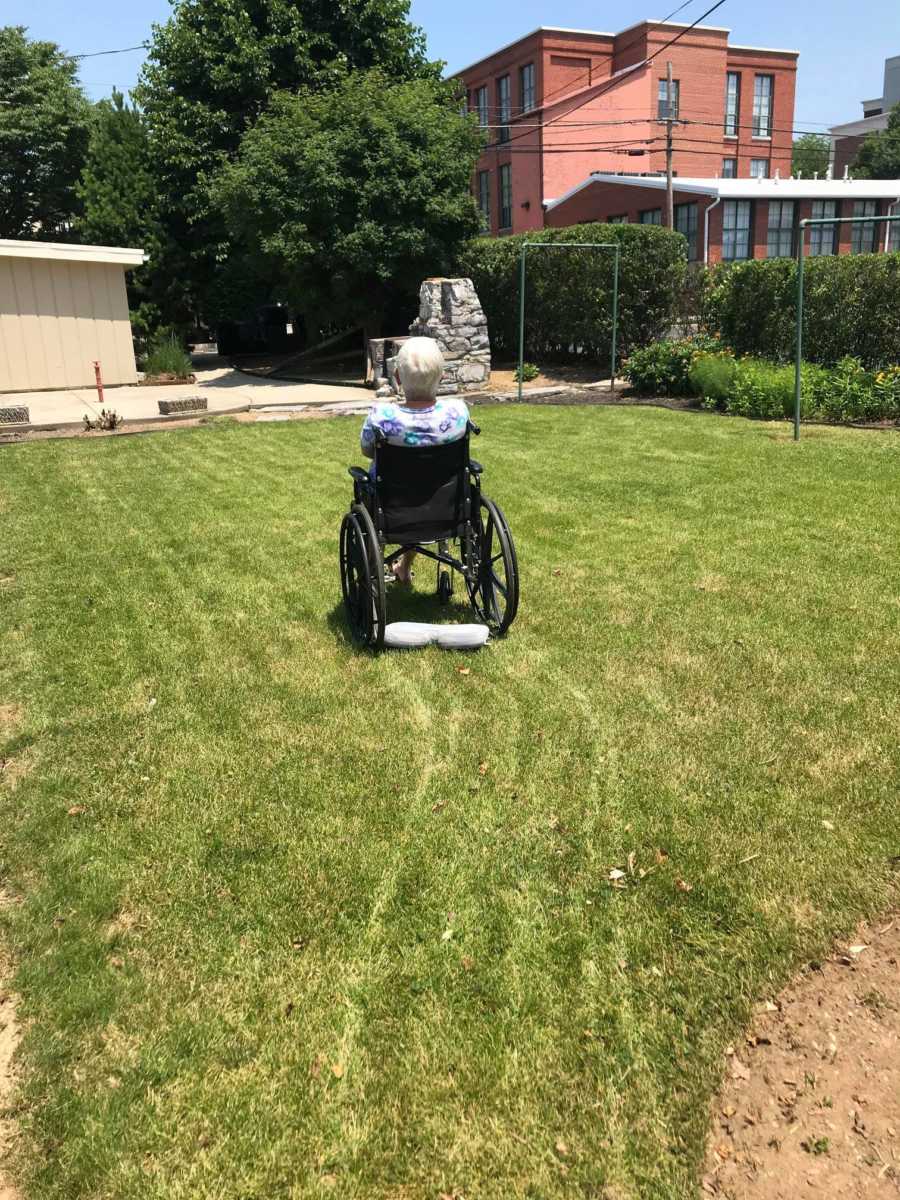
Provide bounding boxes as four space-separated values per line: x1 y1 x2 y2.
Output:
0 239 145 267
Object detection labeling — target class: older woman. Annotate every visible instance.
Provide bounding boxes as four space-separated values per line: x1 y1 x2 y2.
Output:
360 337 469 585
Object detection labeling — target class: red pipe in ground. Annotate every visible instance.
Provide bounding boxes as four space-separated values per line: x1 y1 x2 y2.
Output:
93 360 104 408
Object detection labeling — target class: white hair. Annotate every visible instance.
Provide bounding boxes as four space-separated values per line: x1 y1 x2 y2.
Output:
396 337 445 401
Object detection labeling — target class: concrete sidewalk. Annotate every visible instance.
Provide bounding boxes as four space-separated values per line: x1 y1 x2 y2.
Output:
1 355 373 429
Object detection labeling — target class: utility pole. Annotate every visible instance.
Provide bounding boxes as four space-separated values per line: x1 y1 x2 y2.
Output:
665 61 675 230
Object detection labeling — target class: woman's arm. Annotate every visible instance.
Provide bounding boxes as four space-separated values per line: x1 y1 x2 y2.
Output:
360 412 377 459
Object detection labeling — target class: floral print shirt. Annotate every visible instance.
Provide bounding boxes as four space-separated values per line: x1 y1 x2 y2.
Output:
360 399 470 457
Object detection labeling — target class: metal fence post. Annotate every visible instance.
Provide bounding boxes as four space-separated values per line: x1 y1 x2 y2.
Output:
794 220 806 442
611 246 620 391
517 245 527 404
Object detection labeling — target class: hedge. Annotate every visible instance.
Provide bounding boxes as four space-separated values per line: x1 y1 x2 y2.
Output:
701 253 900 369
456 223 687 367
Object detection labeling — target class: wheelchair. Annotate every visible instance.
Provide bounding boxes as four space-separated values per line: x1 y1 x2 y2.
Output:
340 422 519 649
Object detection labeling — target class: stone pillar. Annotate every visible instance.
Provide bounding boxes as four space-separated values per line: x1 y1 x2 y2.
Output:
408 278 491 395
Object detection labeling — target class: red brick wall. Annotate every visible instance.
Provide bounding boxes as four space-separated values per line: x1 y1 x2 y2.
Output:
832 135 866 178
456 23 799 237
546 183 898 263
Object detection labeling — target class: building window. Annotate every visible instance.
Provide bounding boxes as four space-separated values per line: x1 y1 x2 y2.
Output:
851 200 878 253
750 158 769 179
724 72 740 136
722 158 737 178
499 163 512 229
767 200 795 258
474 85 488 128
477 170 491 232
607 214 628 224
722 200 752 260
639 208 662 225
520 63 535 113
809 200 838 255
657 78 680 120
674 202 699 261
752 75 773 137
497 75 511 142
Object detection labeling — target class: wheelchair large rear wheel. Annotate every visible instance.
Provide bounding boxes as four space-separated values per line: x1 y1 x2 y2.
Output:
340 505 386 648
465 496 519 635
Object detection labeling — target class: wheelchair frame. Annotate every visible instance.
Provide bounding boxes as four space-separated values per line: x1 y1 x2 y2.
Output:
340 421 519 649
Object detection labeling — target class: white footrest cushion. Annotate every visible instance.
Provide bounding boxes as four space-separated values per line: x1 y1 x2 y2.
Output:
384 622 490 650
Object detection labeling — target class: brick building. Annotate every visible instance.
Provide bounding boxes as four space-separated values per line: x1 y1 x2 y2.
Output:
830 54 900 178
544 175 900 263
454 21 798 236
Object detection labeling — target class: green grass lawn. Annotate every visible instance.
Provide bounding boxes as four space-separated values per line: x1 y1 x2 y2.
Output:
1 407 899 1200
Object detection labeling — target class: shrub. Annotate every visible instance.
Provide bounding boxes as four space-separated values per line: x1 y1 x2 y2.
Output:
689 351 735 408
457 222 687 370
514 362 541 382
83 408 123 431
726 359 795 420
143 333 193 378
702 254 900 369
622 335 721 396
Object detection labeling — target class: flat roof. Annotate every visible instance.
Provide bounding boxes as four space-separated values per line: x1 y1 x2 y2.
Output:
830 112 890 137
546 173 900 210
728 44 800 56
450 19 795 78
0 239 146 266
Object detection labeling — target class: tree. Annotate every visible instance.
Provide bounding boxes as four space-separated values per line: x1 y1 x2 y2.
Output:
77 90 155 250
136 0 438 318
0 26 90 239
791 133 830 179
75 90 190 343
213 72 483 339
853 102 900 179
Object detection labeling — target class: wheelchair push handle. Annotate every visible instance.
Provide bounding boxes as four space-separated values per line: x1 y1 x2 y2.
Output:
467 420 481 436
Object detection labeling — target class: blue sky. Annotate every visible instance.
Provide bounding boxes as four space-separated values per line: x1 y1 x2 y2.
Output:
6 0 898 132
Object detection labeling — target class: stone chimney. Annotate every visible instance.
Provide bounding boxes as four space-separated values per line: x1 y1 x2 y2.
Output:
408 278 491 395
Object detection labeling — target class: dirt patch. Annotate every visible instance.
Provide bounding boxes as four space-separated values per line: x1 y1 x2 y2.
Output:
0 709 22 736
487 363 608 392
0 897 22 1200
703 915 900 1198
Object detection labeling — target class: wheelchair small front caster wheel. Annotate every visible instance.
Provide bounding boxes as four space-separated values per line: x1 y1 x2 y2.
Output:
437 570 453 603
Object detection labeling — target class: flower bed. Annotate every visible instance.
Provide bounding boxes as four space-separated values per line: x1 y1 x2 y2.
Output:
623 338 900 424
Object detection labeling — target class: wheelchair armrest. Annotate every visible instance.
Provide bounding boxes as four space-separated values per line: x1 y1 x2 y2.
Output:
469 459 484 475
348 466 370 484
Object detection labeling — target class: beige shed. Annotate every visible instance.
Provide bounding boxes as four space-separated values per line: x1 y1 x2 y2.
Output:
0 239 145 393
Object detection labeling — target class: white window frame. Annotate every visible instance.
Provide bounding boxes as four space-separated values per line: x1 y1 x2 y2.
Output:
752 75 773 138
722 200 752 260
520 63 535 113
497 76 511 142
766 200 795 258
675 201 699 260
724 72 740 137
809 200 838 256
499 163 512 229
657 78 679 120
851 200 877 253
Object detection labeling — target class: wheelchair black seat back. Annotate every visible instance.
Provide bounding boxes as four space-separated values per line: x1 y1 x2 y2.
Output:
340 423 519 650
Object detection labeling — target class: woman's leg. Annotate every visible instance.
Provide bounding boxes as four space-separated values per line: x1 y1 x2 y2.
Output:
393 550 417 585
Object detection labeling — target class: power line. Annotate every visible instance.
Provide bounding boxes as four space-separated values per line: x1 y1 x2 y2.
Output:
72 44 148 60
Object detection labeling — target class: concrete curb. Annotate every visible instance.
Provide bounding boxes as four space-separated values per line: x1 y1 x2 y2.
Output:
3 402 252 434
